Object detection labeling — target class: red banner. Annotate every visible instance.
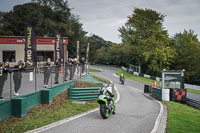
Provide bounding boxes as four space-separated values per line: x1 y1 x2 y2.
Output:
0 37 68 45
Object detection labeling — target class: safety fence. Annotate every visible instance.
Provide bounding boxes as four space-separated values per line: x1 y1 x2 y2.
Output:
186 98 200 109
0 63 88 100
122 66 200 90
122 66 161 81
0 80 75 122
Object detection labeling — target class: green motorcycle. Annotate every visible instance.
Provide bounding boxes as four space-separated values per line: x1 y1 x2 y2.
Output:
96 84 116 119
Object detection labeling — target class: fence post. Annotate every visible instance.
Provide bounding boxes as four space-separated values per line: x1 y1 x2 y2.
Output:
34 67 37 92
80 64 82 79
9 73 12 99
50 66 52 87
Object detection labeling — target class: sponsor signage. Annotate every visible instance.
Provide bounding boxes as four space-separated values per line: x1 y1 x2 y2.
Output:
54 32 64 63
0 37 68 45
24 23 37 67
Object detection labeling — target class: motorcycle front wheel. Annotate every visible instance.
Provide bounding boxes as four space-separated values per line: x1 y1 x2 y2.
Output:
100 104 109 119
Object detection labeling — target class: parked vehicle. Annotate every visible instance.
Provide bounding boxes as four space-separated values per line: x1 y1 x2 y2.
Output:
96 84 115 119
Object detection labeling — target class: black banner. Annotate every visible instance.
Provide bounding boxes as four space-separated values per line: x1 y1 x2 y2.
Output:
24 22 37 67
54 31 64 64
86 43 90 63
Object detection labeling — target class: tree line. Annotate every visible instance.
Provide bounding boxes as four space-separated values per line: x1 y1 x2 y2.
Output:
0 1 199 84
94 8 200 85
0 0 108 59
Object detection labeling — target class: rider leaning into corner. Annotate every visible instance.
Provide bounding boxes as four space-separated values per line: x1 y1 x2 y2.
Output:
119 73 125 81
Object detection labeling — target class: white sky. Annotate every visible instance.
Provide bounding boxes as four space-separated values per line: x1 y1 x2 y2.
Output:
0 0 200 43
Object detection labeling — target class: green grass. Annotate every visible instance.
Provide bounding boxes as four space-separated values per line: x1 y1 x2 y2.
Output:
166 101 200 133
0 95 98 133
89 68 101 72
91 74 110 84
90 65 120 70
187 88 200 95
116 69 161 86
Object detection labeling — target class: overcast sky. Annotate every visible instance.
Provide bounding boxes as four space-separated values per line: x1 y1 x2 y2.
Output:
0 0 199 43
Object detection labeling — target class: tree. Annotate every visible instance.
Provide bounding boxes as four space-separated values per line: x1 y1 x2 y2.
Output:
119 8 175 76
0 0 87 59
172 30 200 84
87 34 110 63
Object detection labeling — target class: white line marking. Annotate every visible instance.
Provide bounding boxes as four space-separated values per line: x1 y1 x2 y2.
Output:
26 84 120 133
113 73 119 78
113 71 165 133
144 94 165 133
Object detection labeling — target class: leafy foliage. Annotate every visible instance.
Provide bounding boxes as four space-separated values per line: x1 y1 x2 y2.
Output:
171 30 200 84
0 0 87 58
118 8 175 76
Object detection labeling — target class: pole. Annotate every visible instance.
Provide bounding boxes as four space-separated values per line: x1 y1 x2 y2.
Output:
9 73 12 98
162 69 165 89
51 66 52 87
35 67 37 91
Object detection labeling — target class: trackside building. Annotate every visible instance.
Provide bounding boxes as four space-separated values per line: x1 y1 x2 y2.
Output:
0 36 68 66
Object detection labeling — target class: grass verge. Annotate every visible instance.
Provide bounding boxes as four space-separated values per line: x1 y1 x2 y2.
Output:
89 68 101 72
91 75 110 84
0 90 98 133
90 65 120 70
116 69 161 85
165 101 200 133
187 88 200 95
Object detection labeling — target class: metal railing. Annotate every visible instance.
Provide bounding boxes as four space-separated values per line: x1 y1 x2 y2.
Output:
0 63 88 100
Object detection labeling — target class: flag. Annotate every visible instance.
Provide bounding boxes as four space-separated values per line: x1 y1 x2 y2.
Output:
76 40 81 62
86 43 90 63
54 31 63 64
24 22 37 67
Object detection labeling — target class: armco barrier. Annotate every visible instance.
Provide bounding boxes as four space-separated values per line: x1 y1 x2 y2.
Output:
152 87 162 100
0 99 12 122
68 87 100 101
186 98 200 109
0 80 75 121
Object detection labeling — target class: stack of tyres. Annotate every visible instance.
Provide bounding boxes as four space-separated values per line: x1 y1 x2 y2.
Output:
144 84 150 93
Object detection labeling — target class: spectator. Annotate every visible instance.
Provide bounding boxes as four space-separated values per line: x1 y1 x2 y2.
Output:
64 58 72 81
73 58 79 75
0 61 12 100
69 58 75 80
43 58 51 88
13 60 24 96
80 57 85 75
54 58 62 84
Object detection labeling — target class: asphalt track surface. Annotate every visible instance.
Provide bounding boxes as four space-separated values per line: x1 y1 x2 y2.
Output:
37 67 160 133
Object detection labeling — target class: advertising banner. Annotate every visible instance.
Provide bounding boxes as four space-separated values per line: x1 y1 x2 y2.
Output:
54 31 64 63
86 43 90 63
24 23 37 67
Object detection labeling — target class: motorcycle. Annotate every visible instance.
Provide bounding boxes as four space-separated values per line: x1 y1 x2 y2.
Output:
96 85 115 119
120 76 125 84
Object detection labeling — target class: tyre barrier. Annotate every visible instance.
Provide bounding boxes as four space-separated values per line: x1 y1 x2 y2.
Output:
186 98 200 109
144 84 152 93
68 87 101 101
